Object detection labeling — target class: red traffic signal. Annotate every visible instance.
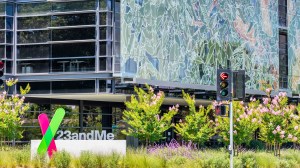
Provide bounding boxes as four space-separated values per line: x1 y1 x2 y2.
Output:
220 72 229 80
215 105 227 116
0 61 4 70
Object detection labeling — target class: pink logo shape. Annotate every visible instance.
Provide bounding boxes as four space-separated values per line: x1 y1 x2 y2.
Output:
38 113 57 158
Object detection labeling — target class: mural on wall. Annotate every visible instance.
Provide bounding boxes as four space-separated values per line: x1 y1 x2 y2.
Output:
121 0 283 91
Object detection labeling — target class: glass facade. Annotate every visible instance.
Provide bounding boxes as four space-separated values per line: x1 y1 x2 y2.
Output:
0 0 120 75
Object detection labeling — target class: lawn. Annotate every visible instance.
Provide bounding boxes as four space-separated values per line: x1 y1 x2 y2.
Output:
0 146 300 168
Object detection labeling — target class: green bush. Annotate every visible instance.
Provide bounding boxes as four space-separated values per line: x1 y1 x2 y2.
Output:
79 151 98 168
52 150 71 168
32 154 48 168
14 148 30 167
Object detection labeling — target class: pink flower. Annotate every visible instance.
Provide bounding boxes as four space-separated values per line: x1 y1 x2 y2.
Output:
288 134 293 139
209 120 213 123
272 130 277 134
293 137 298 142
263 98 269 105
280 134 285 139
295 126 299 130
252 118 257 122
240 101 244 105
175 104 179 108
266 88 271 93
272 99 278 105
233 130 237 134
240 114 244 119
237 118 240 122
274 95 279 101
280 131 285 135
179 119 182 123
276 125 281 131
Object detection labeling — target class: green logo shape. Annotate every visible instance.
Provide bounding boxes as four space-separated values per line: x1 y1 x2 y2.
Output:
37 108 65 156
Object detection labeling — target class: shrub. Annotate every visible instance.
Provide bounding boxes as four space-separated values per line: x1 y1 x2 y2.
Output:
14 148 30 167
52 150 71 168
79 151 97 168
32 154 47 168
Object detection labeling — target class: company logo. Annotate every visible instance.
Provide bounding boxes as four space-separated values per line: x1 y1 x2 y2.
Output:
37 108 65 158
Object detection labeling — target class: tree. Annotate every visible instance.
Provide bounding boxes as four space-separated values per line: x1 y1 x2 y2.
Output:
0 78 30 145
121 85 178 146
216 101 260 156
174 91 216 146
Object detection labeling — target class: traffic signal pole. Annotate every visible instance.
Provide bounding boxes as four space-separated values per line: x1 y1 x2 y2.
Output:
229 101 233 168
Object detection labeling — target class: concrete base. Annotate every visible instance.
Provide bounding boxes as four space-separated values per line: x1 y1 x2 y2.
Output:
31 140 126 158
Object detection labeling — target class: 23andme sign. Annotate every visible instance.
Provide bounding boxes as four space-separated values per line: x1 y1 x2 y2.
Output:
37 108 116 158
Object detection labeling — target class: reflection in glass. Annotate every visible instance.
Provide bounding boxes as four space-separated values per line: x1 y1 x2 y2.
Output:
99 27 112 40
17 82 50 94
51 58 95 72
17 45 50 59
0 31 4 43
99 41 111 56
99 13 107 25
0 3 5 15
0 17 4 29
6 45 12 59
0 45 4 58
17 60 49 73
52 80 95 93
17 3 51 15
6 3 14 16
99 57 112 71
52 28 95 41
5 61 12 73
52 43 95 58
17 16 50 29
6 31 12 43
18 30 49 43
6 17 13 29
52 0 96 12
51 13 95 27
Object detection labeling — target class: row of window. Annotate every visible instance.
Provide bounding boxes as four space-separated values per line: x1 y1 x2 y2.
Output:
15 12 116 29
15 27 116 43
15 57 112 73
0 0 120 16
17 79 112 94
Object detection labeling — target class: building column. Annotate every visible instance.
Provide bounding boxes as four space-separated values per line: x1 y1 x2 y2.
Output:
79 100 84 132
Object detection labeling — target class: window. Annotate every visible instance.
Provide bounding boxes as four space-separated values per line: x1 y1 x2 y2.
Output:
18 16 50 29
0 17 4 29
17 82 50 94
17 3 51 15
6 17 13 29
52 80 95 93
99 41 112 56
6 45 12 59
99 57 112 71
5 60 12 74
52 28 95 41
17 60 50 73
17 45 50 59
52 0 96 12
52 42 95 58
279 33 288 89
0 45 4 58
278 0 287 27
6 3 14 16
6 31 12 43
0 3 5 15
51 13 95 27
18 30 50 43
51 58 95 72
99 27 112 40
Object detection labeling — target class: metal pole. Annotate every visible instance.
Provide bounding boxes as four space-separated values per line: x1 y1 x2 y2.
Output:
229 101 233 168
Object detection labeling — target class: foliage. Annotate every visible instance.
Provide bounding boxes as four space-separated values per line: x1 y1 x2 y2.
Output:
52 150 71 168
216 101 260 150
174 91 216 145
0 78 30 142
0 146 300 167
122 85 178 145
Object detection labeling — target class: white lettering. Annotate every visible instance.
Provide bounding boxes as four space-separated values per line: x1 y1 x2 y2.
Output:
55 130 114 140
107 133 114 140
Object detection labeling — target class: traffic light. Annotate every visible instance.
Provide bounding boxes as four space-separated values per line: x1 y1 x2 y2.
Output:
215 105 227 116
217 69 232 101
0 61 4 86
232 70 245 100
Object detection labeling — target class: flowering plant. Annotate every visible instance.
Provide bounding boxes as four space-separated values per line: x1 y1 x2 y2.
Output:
0 79 30 144
122 85 178 145
216 100 260 155
174 91 216 146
